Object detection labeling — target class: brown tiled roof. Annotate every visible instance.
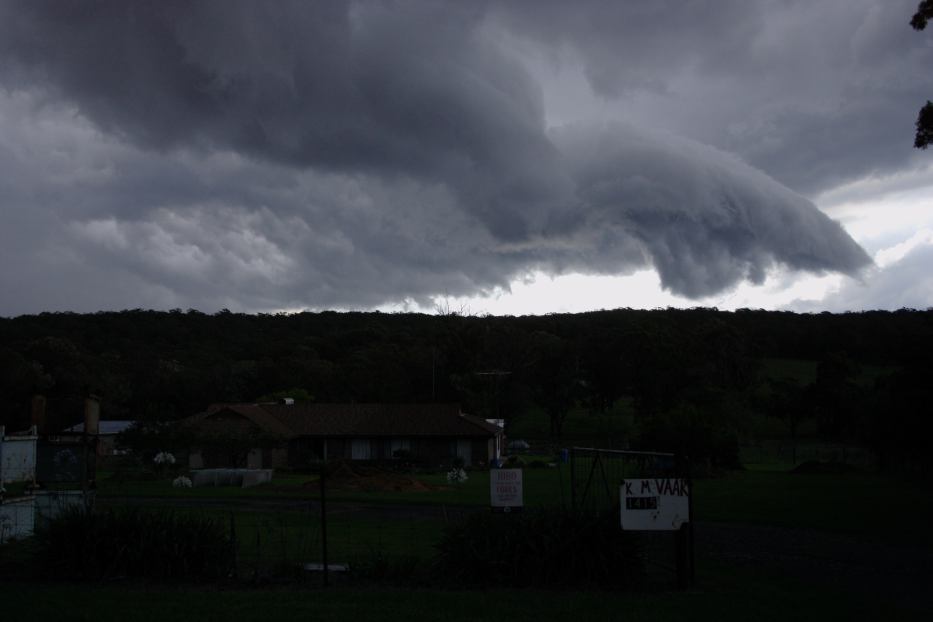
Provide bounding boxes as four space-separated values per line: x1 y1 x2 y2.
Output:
184 404 296 438
191 403 500 439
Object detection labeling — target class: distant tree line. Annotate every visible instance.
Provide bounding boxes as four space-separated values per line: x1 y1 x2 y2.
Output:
1 307 931 474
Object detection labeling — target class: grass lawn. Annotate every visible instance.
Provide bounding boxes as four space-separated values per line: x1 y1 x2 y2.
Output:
760 357 896 388
224 509 444 568
96 471 317 500
99 462 933 548
93 461 933 570
693 468 933 547
96 467 575 508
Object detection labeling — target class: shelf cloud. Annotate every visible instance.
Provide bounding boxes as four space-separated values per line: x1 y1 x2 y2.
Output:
0 1 907 314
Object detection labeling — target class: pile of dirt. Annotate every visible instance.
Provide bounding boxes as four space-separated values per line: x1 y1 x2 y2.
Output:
307 461 450 493
791 460 858 474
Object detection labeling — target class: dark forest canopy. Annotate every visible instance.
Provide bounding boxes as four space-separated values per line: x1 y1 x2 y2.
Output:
1 306 930 414
1 307 932 472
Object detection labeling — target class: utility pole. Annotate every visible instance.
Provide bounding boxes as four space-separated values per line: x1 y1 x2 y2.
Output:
319 461 328 587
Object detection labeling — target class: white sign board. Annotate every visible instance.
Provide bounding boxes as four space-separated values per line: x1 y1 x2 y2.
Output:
490 468 523 512
620 478 690 531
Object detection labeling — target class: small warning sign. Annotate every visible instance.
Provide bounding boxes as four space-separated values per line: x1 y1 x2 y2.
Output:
620 478 690 531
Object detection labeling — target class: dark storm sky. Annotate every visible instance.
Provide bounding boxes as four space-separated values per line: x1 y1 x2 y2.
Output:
1 1 930 315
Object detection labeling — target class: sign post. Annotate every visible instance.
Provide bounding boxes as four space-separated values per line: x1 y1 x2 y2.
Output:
490 468 523 512
621 477 693 588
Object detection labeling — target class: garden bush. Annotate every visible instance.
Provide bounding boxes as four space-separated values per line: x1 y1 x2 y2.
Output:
35 506 232 582
434 509 644 589
638 402 741 473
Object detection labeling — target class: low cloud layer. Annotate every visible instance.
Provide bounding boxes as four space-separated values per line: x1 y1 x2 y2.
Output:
792 231 933 312
0 1 900 314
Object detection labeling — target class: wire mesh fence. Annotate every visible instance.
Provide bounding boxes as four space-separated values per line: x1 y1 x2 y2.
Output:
93 476 483 584
86 501 455 583
76 452 697 587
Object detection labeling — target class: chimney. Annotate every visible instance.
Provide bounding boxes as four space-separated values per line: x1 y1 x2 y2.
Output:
84 395 100 435
31 394 47 435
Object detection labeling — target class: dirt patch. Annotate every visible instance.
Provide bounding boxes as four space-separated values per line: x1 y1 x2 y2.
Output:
307 461 451 493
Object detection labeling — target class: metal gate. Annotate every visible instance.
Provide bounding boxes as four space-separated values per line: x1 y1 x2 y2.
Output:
570 447 678 516
569 447 694 588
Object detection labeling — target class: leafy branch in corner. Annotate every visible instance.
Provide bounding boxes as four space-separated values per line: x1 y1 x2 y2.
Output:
912 1 933 149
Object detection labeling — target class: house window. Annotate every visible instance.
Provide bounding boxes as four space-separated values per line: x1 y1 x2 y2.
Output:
456 439 472 467
351 439 372 460
389 438 410 458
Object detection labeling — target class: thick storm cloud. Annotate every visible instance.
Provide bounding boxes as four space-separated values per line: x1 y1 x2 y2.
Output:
552 124 869 297
0 1 893 314
494 0 933 194
0 0 568 242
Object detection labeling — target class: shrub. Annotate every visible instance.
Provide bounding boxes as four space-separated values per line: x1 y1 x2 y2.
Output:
434 509 644 589
638 402 741 473
153 451 176 466
446 467 468 484
35 506 232 582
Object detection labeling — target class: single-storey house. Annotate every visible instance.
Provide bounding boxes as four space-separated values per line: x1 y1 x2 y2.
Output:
184 402 503 469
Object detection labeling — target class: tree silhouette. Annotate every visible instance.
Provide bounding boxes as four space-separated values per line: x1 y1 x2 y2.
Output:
916 101 933 149
912 2 933 148
911 1 933 30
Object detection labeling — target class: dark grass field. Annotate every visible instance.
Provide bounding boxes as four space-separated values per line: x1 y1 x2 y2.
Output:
0 560 927 622
97 463 933 547
6 453 933 620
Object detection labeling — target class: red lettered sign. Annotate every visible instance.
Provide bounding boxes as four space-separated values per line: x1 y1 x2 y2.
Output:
490 468 523 511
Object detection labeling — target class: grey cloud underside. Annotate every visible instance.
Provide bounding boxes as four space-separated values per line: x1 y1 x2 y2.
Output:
0 0 565 242
553 125 870 297
0 1 872 313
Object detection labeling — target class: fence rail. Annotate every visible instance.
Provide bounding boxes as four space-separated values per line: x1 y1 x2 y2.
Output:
570 447 678 516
